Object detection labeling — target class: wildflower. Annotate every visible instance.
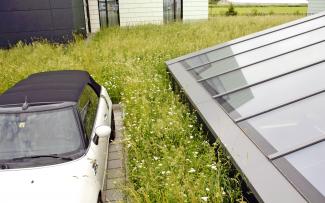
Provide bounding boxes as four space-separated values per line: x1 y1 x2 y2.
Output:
188 168 196 173
153 156 159 160
190 135 194 139
193 151 198 158
206 188 210 192
201 196 208 201
211 165 217 170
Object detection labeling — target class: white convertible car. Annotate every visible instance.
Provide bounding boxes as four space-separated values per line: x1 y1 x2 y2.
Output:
0 70 114 203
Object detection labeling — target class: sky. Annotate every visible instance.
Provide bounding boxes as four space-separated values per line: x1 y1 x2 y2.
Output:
228 0 308 4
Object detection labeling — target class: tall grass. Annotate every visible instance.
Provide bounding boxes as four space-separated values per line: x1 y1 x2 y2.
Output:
0 16 299 202
209 4 307 16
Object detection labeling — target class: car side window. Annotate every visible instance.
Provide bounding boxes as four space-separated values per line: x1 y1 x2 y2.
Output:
77 85 99 140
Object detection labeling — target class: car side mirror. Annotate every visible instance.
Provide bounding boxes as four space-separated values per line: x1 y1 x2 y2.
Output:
93 125 111 145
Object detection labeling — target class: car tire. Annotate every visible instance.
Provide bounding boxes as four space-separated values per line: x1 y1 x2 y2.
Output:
109 110 116 142
97 193 103 203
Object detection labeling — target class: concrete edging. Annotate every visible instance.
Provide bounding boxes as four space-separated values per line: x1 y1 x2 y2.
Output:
104 104 127 203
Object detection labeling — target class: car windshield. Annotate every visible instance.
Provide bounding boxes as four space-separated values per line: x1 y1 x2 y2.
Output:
0 107 83 161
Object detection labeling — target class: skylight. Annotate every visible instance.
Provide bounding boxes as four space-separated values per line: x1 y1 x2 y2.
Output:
167 11 325 203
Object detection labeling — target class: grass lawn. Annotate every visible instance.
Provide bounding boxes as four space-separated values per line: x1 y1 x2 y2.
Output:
0 15 300 202
209 4 307 16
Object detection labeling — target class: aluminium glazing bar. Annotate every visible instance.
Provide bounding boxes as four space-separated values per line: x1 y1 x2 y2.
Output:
212 59 325 99
196 26 325 82
269 136 325 160
188 25 325 72
235 89 325 123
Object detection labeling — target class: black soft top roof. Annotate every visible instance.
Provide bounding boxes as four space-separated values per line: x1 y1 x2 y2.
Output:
0 70 101 105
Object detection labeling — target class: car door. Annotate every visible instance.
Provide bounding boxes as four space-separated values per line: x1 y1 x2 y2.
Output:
92 94 110 187
78 85 110 188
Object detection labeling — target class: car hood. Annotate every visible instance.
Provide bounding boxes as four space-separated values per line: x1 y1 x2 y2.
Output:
0 157 99 203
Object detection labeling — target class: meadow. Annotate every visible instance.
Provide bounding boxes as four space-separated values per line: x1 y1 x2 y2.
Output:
209 4 307 16
0 15 300 202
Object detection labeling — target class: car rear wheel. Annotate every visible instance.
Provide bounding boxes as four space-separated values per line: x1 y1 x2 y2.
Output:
97 193 103 203
109 111 116 142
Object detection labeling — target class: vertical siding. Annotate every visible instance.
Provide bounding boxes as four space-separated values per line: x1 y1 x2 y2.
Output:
308 0 325 14
119 0 163 26
0 0 86 47
183 0 208 20
88 0 100 32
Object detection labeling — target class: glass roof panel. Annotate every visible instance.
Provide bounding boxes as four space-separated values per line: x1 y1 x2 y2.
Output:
200 41 325 96
216 62 325 120
167 11 325 202
239 92 325 154
182 15 325 70
189 27 325 80
285 141 325 196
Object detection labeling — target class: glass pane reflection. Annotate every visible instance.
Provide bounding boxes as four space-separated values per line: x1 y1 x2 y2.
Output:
183 16 325 71
216 62 325 120
242 92 325 153
190 27 325 80
201 41 325 95
285 141 325 196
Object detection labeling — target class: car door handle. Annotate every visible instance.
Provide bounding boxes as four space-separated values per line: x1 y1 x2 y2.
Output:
104 114 108 121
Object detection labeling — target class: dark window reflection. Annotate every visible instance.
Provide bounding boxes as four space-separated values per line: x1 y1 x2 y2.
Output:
78 85 99 141
163 0 182 23
181 54 210 70
99 0 119 27
202 69 249 96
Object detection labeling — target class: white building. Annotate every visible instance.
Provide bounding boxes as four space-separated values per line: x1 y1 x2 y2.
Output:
86 0 208 33
0 0 208 47
308 0 325 14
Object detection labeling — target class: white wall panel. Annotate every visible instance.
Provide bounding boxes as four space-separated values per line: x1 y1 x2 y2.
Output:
87 0 100 32
119 0 163 26
183 0 208 20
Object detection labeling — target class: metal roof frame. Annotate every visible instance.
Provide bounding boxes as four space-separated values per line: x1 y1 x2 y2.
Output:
166 11 325 203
